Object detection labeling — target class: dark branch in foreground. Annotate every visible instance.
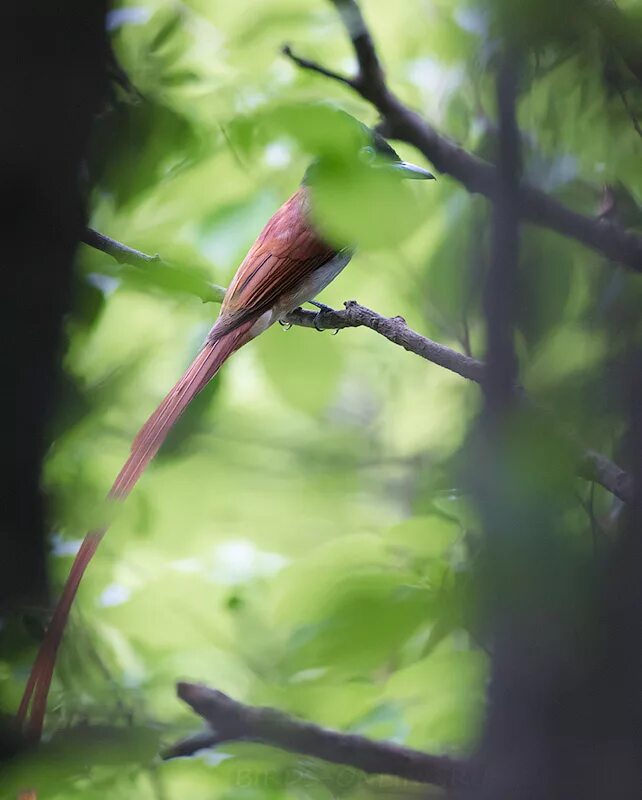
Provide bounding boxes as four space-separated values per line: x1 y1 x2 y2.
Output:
281 1 642 272
164 682 469 791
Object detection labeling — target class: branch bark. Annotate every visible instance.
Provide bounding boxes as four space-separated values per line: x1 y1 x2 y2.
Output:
164 682 470 791
281 0 642 272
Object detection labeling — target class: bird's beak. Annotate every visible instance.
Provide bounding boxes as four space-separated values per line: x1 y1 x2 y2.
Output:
387 161 435 180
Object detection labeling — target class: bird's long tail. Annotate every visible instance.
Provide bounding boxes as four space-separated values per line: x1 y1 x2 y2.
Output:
17 321 254 738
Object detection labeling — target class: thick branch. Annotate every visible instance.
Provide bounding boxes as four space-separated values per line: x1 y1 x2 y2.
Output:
282 1 642 271
164 682 469 791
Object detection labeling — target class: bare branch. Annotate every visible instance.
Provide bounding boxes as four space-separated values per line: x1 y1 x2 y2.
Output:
578 450 634 504
286 301 486 382
287 302 633 504
282 45 356 89
282 1 642 271
80 228 227 304
82 227 161 267
164 682 469 791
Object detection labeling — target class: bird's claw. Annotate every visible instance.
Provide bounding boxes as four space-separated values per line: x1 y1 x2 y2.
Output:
308 300 333 313
279 319 292 331
308 301 338 333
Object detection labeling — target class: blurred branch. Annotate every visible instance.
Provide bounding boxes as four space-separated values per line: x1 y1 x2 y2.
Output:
164 682 468 791
82 227 161 266
596 1 642 90
281 1 642 272
81 227 227 303
615 82 642 140
483 48 521 412
577 449 633 504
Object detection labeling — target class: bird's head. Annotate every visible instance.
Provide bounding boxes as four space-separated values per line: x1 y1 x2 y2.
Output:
294 107 434 248
359 130 435 180
302 117 434 185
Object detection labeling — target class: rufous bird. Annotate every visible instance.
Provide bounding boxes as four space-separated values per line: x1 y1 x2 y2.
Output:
17 125 433 738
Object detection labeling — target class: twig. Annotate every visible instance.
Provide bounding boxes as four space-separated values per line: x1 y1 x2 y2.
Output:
281 45 356 90
81 227 226 303
281 1 642 271
164 682 470 791
82 227 161 267
615 82 642 140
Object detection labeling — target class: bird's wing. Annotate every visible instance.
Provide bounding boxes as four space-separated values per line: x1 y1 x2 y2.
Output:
216 187 337 333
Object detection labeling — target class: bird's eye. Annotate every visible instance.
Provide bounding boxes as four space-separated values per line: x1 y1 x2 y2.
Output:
359 145 376 164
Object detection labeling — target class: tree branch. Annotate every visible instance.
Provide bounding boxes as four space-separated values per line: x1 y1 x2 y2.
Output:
286 302 486 382
80 227 226 303
82 227 161 267
164 682 470 791
281 45 356 90
281 1 642 272
78 227 633 503
290 302 634 504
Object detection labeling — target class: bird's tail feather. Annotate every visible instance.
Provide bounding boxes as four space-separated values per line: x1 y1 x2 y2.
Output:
17 530 104 735
17 321 254 738
111 323 252 499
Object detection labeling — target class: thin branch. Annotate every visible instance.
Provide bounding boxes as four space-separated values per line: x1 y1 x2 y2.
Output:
80 227 227 303
282 2 642 271
286 302 486 382
164 682 470 791
615 82 642 140
82 227 161 267
281 44 356 89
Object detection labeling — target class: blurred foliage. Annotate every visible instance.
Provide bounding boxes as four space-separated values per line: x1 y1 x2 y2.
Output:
3 0 642 797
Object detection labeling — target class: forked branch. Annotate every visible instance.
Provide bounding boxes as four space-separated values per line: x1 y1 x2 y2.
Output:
281 0 642 271
164 682 470 792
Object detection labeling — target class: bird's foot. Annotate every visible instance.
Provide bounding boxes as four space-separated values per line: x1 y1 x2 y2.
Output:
307 301 338 333
279 318 293 331
307 300 333 313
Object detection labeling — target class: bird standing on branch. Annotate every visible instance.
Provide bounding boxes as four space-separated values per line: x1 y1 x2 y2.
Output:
17 123 433 739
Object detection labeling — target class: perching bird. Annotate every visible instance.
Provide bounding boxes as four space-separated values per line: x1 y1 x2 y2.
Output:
17 123 433 738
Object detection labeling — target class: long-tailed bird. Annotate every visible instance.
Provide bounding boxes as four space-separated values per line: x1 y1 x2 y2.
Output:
17 124 433 738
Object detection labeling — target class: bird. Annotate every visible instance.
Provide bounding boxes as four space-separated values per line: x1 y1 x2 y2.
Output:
17 122 433 739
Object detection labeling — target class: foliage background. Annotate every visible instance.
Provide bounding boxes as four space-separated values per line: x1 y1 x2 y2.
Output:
3 0 642 797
